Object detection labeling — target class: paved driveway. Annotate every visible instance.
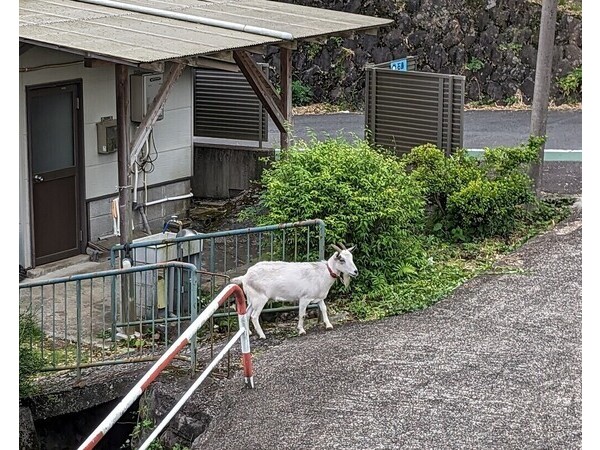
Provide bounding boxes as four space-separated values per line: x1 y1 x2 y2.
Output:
190 209 582 450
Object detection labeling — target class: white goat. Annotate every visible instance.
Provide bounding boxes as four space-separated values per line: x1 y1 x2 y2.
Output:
231 243 358 339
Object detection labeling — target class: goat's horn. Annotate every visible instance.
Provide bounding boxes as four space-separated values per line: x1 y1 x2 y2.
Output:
330 244 343 253
339 242 347 250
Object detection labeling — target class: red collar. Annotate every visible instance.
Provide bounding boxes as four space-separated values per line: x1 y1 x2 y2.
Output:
327 263 339 279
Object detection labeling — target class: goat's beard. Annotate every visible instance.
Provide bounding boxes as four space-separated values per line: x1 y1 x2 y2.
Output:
342 272 351 288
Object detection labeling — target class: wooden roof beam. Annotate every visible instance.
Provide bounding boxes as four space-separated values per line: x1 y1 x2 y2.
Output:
233 50 287 134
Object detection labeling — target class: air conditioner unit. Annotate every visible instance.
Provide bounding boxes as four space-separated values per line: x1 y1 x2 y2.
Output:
130 73 164 123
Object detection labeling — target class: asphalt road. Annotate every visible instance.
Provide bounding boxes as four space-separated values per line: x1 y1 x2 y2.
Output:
278 109 582 150
265 109 582 195
190 208 582 450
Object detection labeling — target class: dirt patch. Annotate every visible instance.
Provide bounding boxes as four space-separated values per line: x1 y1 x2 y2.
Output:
187 187 262 233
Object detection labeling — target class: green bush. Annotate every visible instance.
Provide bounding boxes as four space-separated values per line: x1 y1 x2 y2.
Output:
402 144 481 213
447 173 535 237
557 66 582 100
481 136 542 177
291 80 313 107
243 138 427 293
403 137 542 239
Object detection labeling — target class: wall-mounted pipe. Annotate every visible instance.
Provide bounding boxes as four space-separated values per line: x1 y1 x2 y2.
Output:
142 192 194 207
75 0 294 41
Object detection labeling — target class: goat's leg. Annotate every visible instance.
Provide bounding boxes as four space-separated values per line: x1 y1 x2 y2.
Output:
318 300 333 330
245 304 253 336
297 298 311 335
248 294 268 339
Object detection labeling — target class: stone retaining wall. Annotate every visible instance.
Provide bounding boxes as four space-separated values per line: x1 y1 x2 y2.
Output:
267 0 582 107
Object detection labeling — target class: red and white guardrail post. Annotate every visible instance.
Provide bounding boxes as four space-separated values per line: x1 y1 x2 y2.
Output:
78 283 253 450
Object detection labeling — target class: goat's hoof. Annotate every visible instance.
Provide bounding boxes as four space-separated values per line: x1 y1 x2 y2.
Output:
298 329 306 335
325 324 333 330
258 334 266 339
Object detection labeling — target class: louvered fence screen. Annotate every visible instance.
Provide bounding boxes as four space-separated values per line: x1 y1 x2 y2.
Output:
365 65 464 156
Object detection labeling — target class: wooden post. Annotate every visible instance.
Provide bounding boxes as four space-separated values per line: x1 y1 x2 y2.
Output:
116 64 131 246
115 64 136 332
530 0 558 196
279 46 292 150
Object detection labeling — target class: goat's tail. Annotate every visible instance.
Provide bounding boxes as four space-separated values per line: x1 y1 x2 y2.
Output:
230 276 243 286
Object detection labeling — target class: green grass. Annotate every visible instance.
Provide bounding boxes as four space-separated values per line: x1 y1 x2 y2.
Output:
341 198 573 321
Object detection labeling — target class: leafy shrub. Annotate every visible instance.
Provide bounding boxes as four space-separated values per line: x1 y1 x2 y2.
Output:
292 80 313 107
481 136 542 177
557 66 582 100
465 57 485 72
402 144 480 213
243 138 427 294
403 137 542 239
447 173 535 237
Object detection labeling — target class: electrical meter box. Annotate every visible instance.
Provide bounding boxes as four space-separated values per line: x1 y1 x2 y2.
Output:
96 117 117 154
130 73 164 123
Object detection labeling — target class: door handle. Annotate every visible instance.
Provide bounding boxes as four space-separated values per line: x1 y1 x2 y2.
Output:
33 174 44 183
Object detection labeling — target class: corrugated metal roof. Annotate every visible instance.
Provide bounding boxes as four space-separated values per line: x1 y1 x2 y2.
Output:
19 0 392 64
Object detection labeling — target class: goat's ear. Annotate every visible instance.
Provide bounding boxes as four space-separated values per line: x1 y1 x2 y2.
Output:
347 246 355 253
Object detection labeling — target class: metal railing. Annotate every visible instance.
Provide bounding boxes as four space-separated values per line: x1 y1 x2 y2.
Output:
110 219 326 329
19 220 327 375
78 283 253 450
18 261 225 375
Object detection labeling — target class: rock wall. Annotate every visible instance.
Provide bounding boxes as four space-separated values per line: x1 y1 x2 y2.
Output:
267 0 582 108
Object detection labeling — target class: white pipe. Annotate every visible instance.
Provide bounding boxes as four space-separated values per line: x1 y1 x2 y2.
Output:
76 0 294 41
133 163 139 205
142 192 194 207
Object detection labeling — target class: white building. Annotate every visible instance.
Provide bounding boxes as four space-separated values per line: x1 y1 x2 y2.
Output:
19 0 390 269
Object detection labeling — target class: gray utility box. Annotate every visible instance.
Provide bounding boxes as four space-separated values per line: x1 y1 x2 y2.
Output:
130 73 164 123
132 232 202 318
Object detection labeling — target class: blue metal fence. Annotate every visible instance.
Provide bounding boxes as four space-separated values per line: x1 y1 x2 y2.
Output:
19 220 327 376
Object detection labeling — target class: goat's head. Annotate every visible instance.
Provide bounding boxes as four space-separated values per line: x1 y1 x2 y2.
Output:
330 243 358 288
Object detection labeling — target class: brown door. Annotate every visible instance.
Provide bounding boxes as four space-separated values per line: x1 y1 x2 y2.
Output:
27 81 84 266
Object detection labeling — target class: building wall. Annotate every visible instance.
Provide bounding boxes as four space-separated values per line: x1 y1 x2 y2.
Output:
192 144 274 199
19 47 193 267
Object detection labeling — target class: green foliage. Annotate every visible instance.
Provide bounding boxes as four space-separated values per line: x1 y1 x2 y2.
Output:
465 57 485 72
480 136 541 177
240 134 571 326
447 173 534 237
402 144 481 213
123 413 190 450
292 80 314 107
557 0 582 15
329 36 343 47
403 137 542 239
557 66 582 100
467 96 496 108
504 95 520 106
306 42 322 61
348 261 469 319
243 138 427 293
19 313 44 398
498 42 523 53
347 193 572 320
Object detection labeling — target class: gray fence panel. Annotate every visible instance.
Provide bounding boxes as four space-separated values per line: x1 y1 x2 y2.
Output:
194 67 268 142
365 66 465 156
